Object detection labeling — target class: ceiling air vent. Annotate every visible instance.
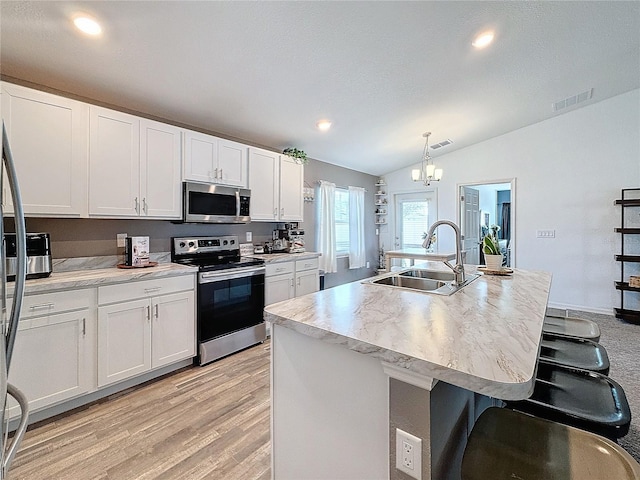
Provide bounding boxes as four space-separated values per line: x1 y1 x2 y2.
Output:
552 88 593 112
430 139 453 150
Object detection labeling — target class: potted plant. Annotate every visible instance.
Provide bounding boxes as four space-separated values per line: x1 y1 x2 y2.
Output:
283 147 308 165
482 234 503 270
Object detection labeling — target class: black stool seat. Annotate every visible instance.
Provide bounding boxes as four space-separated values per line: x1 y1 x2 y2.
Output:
462 407 640 480
543 315 601 341
507 361 631 439
540 333 610 374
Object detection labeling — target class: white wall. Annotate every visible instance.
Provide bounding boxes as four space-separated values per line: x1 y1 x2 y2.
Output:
381 89 640 314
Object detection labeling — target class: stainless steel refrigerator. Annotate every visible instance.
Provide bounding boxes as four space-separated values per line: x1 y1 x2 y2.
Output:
1 122 30 479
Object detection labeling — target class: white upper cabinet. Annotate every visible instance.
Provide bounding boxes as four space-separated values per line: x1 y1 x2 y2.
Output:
89 107 182 219
89 106 140 217
248 147 279 221
140 119 182 218
279 155 304 221
1 82 88 217
183 130 247 187
248 148 304 222
218 138 247 187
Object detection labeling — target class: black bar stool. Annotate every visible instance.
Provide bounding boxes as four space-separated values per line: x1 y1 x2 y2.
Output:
544 315 601 341
539 333 610 374
462 407 640 480
507 361 631 440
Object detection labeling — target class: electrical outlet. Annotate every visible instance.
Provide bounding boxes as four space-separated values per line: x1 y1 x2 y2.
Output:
396 428 422 479
246 231 252 242
117 233 128 248
366 261 370 269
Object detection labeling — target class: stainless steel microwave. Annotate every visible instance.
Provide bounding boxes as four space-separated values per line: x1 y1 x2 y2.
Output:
182 182 251 223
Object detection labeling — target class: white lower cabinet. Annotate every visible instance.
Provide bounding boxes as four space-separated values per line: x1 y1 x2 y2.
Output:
265 258 319 306
265 261 295 305
151 291 196 368
295 258 320 297
97 276 195 387
7 290 95 418
97 298 152 386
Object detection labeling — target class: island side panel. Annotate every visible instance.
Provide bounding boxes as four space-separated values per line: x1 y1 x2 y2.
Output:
271 324 389 479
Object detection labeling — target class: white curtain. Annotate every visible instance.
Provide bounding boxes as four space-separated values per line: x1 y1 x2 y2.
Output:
348 186 366 269
317 181 337 273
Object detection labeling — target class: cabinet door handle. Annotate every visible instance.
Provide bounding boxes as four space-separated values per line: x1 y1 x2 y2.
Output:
144 287 161 294
297 277 301 286
82 318 86 337
154 304 159 319
281 208 285 216
134 197 139 214
219 168 223 179
290 279 294 288
213 168 219 180
274 208 277 217
29 303 54 310
146 305 151 321
142 197 148 214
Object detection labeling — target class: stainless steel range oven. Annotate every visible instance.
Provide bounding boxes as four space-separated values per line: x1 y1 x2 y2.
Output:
171 235 266 365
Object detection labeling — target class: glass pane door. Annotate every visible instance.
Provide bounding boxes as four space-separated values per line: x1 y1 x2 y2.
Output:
394 192 436 249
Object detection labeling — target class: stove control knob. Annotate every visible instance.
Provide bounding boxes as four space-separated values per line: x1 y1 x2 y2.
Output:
179 242 186 248
223 240 228 245
188 241 195 248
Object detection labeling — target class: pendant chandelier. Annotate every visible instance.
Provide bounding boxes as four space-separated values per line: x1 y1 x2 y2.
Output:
411 132 443 186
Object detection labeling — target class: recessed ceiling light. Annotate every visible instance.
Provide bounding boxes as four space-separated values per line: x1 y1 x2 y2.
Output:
73 15 102 36
472 31 494 49
317 120 332 131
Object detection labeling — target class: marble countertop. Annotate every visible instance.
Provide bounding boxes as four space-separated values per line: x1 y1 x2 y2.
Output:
264 265 552 400
8 263 196 296
249 251 321 264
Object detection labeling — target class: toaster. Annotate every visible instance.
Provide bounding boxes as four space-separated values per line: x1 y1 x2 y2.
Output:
5 232 53 280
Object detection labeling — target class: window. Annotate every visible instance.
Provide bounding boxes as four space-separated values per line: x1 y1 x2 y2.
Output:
335 188 350 255
395 192 436 249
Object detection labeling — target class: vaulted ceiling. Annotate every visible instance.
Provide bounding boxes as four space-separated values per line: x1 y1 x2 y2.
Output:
1 1 639 175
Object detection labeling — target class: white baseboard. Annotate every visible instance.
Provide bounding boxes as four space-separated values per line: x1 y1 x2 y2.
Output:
547 301 613 316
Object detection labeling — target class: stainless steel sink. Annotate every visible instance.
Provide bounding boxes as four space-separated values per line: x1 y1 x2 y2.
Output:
366 269 480 296
398 269 456 282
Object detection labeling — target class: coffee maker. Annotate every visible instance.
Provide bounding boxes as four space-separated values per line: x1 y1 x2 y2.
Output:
275 223 305 253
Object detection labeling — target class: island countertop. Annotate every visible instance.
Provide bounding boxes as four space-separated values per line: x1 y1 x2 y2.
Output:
264 265 552 400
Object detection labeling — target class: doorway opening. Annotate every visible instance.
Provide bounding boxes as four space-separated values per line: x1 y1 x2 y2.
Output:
458 180 516 267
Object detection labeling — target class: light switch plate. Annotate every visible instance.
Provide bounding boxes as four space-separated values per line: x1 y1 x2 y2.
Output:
536 230 555 238
117 233 128 247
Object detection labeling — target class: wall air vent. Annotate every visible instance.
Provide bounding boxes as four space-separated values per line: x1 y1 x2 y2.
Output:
430 139 453 150
552 88 593 112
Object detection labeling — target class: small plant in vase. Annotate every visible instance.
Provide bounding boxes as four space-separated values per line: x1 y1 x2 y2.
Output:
283 147 308 165
482 235 503 270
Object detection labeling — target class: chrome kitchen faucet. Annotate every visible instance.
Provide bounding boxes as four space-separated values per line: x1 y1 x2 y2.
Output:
423 220 466 285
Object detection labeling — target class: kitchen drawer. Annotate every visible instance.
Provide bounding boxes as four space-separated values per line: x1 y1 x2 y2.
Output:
98 275 195 305
20 289 96 319
266 261 294 277
295 257 319 273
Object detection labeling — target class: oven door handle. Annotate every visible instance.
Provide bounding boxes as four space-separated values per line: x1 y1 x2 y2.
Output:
199 266 266 283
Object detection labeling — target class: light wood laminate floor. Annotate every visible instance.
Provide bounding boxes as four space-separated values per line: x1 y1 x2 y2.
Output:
9 341 271 480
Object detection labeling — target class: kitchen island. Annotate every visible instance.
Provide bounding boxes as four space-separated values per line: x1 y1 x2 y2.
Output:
265 265 551 480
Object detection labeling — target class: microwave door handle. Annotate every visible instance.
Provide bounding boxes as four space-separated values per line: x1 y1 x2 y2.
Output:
236 190 240 217
2 122 27 370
